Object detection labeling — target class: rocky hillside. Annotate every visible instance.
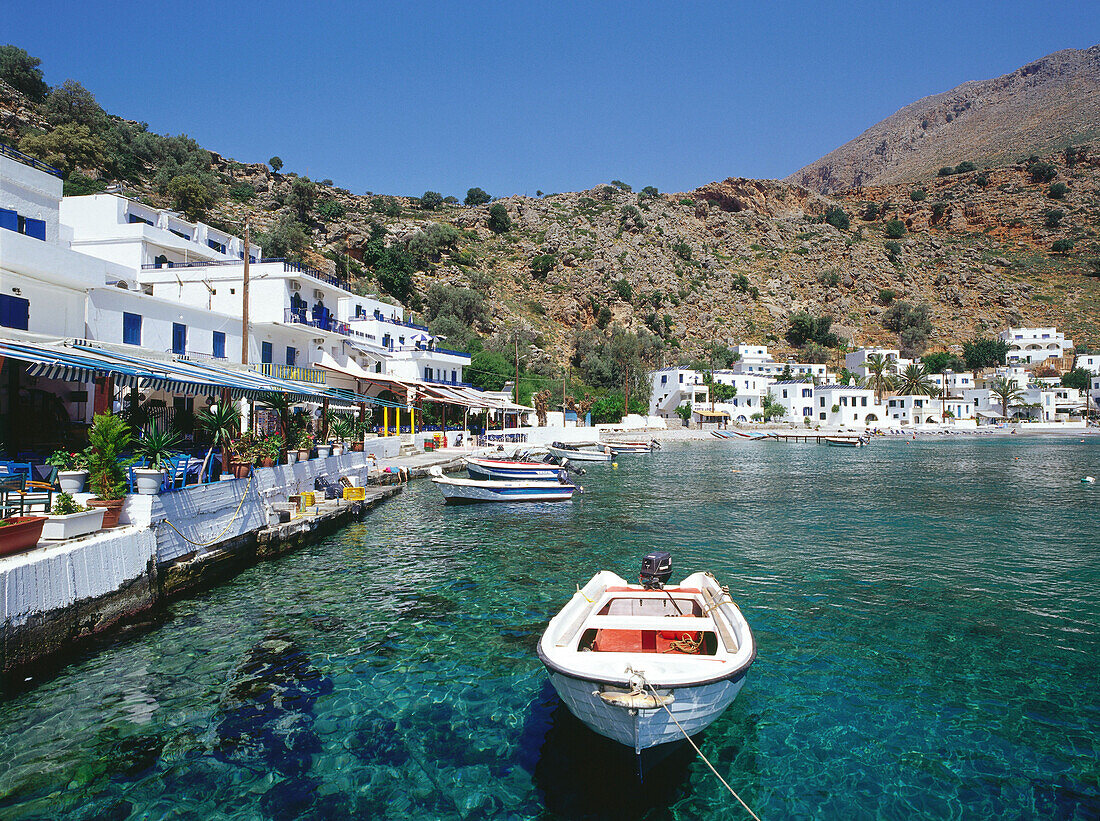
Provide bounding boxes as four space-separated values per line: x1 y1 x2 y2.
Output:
3 52 1100 374
787 45 1100 194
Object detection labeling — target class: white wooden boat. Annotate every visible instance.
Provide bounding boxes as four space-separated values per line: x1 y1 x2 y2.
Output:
465 456 565 481
604 440 659 454
538 555 755 753
824 437 862 448
547 443 614 463
431 470 576 504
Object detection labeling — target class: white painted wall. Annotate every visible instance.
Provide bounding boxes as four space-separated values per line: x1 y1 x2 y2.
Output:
0 153 62 242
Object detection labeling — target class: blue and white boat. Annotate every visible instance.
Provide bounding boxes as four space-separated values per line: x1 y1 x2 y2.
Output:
431 468 577 504
465 456 565 482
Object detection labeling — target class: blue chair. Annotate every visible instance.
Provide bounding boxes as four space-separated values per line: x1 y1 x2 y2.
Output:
126 457 148 495
162 454 190 491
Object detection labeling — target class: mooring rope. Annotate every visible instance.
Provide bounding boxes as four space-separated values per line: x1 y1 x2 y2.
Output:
641 679 762 821
160 471 255 548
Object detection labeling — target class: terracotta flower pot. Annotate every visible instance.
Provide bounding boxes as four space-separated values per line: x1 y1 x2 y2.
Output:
260 457 276 468
232 462 252 479
352 442 364 452
0 516 48 557
88 499 125 529
297 448 310 461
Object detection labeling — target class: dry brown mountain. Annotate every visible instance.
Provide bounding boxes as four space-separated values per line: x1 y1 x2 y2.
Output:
787 45 1100 194
4 60 1100 374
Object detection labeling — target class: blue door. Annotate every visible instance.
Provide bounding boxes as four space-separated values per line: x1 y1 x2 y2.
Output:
212 331 225 359
261 341 272 364
172 323 187 355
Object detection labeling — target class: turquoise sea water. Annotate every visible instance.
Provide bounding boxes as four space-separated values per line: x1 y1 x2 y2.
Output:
0 437 1097 820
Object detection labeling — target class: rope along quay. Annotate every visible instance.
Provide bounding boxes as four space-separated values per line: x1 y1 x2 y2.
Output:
159 472 255 548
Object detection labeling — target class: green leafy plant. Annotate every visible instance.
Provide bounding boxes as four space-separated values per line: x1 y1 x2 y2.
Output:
884 219 907 239
329 415 354 443
86 413 134 500
51 493 88 516
197 402 241 478
46 448 89 470
134 421 183 470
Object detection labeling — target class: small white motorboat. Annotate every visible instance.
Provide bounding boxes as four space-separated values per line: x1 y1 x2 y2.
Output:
538 552 755 753
603 440 660 454
547 442 614 463
430 467 577 504
465 456 566 481
824 437 863 448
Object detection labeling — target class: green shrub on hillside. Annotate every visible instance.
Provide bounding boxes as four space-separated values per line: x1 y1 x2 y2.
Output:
1047 182 1068 200
20 124 106 175
464 187 491 206
419 191 444 211
530 253 556 279
1027 161 1057 183
269 156 283 172
884 219 907 238
1044 209 1065 228
672 241 692 260
824 206 849 230
229 183 256 203
1051 239 1075 254
487 203 511 233
0 45 48 102
167 174 216 221
910 189 926 202
316 198 346 220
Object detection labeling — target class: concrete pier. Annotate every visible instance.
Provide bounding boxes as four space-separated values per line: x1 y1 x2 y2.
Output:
0 447 471 683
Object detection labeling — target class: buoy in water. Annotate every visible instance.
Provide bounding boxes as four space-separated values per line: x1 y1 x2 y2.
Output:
1083 476 1096 484
612 462 618 469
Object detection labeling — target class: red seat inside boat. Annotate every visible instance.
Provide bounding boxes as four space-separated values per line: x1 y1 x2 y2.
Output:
591 629 704 654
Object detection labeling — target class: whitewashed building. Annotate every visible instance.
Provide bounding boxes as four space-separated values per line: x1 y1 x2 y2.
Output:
845 347 910 378
728 343 830 380
1000 327 1074 365
709 371 772 421
649 368 709 419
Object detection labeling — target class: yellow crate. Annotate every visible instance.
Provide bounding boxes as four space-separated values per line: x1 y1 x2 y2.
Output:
299 491 316 507
342 486 366 501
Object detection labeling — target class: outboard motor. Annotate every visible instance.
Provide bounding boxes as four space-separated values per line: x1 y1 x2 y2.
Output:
639 550 672 589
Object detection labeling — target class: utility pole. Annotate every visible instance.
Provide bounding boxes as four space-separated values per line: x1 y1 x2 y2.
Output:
624 362 630 418
514 336 520 405
563 365 568 411
241 222 250 365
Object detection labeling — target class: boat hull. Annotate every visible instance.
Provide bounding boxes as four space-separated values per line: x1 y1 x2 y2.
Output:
547 445 613 462
546 670 746 752
434 477 575 503
466 459 564 481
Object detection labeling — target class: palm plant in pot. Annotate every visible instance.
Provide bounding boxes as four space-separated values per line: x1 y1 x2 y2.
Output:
330 415 353 456
197 402 242 482
86 412 134 528
133 421 184 494
47 447 91 493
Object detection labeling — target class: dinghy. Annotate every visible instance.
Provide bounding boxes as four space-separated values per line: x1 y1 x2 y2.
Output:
604 440 660 454
547 442 614 463
824 437 863 448
538 552 755 753
465 456 566 481
431 466 577 503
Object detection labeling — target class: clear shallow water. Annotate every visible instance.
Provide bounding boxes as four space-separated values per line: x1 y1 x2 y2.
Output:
0 437 1098 820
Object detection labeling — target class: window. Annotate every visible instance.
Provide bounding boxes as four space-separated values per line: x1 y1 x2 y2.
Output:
819 397 825 407
0 294 29 330
840 397 848 406
861 396 867 406
212 331 225 359
803 408 811 417
782 389 788 398
123 312 142 345
819 412 826 420
286 346 296 366
261 341 272 364
424 367 432 380
802 388 812 397
451 370 457 383
172 323 187 355
207 239 226 254
679 374 684 383
661 375 667 384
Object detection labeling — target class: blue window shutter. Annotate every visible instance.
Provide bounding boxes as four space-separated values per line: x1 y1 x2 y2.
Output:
261 341 272 364
172 323 186 355
24 218 46 241
0 295 30 330
213 331 225 359
0 208 17 232
123 313 142 345
286 346 295 366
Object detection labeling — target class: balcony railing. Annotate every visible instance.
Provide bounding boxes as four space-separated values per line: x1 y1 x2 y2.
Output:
140 258 351 290
364 310 430 332
252 363 327 384
0 142 62 178
284 308 350 336
425 376 474 388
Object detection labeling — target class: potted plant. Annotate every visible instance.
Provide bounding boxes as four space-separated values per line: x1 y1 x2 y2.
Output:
295 428 313 461
330 416 353 456
197 402 242 482
351 419 366 452
230 431 257 479
41 492 105 540
133 421 183 494
47 448 90 493
0 515 48 557
258 434 284 468
86 412 133 528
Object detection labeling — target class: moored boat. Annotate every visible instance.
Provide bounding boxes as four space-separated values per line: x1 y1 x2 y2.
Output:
538 552 755 753
431 468 577 504
465 456 566 481
547 442 614 463
824 437 863 448
604 440 659 454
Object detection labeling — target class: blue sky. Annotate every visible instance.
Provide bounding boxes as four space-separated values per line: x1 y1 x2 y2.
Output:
8 2 1100 197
